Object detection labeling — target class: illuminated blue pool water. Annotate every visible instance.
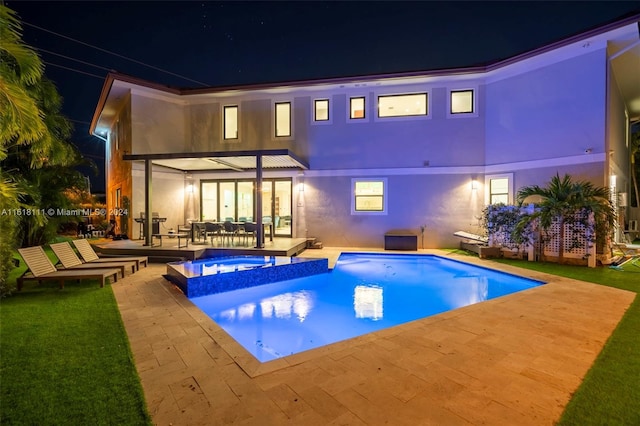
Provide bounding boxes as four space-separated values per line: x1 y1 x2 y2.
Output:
190 253 544 362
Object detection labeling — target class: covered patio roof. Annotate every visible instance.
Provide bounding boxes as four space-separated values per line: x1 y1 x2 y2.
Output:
123 149 309 172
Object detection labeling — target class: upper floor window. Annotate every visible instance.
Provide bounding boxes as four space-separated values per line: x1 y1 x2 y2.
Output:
350 97 366 119
275 102 291 137
314 99 329 121
378 93 427 118
223 105 238 140
450 90 474 114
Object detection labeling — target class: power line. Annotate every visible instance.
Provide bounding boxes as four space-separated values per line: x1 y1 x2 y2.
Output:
68 119 92 126
23 21 210 87
37 47 114 72
43 61 104 79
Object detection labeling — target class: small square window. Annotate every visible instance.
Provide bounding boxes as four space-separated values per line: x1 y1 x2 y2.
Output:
350 97 366 119
314 99 329 121
451 90 474 114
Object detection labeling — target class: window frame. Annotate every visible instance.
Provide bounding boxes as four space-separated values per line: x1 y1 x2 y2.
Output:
274 101 292 137
377 93 428 118
223 105 239 140
447 88 478 118
485 173 513 205
349 96 367 121
351 178 388 215
313 98 330 122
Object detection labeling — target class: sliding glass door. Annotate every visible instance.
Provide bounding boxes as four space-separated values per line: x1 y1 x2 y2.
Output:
199 178 292 236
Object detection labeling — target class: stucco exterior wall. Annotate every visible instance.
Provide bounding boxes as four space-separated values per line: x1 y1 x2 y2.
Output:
307 83 486 170
131 95 187 154
106 96 133 235
485 49 607 165
303 174 483 248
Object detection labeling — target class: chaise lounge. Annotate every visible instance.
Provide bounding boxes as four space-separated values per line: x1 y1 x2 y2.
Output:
49 242 136 277
72 239 148 271
17 246 120 290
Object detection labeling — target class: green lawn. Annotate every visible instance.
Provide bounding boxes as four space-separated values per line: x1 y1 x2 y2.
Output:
0 250 151 425
492 257 639 426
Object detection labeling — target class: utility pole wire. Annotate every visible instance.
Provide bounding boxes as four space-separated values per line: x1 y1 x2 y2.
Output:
23 21 210 87
43 61 105 79
37 47 115 72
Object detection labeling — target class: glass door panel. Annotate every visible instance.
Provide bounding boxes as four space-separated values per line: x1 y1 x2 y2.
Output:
274 180 292 236
201 182 218 221
261 182 273 225
219 182 236 222
237 181 254 222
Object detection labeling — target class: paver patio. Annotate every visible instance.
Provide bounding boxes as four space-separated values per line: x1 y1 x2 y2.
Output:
112 249 635 425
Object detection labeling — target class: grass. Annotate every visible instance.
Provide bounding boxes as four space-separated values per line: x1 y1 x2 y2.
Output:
492 257 639 425
0 249 151 425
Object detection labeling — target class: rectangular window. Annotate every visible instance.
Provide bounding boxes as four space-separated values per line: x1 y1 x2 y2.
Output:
223 105 238 140
378 93 427 117
114 122 119 151
314 99 329 121
350 97 366 119
451 90 474 114
489 178 509 204
275 102 291 137
353 180 385 212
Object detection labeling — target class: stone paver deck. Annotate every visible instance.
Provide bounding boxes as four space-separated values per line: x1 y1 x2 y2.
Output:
112 250 635 425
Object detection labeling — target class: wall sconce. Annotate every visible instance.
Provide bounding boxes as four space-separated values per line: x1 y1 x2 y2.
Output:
299 181 305 192
186 183 194 193
471 179 479 191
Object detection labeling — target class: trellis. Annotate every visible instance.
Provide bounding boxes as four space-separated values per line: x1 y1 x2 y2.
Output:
484 205 596 267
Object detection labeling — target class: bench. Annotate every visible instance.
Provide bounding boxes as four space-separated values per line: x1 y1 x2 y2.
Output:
151 233 189 248
384 231 418 251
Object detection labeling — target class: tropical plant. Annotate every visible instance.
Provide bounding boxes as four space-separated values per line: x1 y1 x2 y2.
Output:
480 203 531 251
0 3 45 296
0 4 92 294
516 173 616 264
0 4 45 155
3 78 93 246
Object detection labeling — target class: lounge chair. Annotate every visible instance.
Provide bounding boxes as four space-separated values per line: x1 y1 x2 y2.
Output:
72 239 148 271
17 246 120 290
49 242 136 277
609 243 640 270
453 231 489 244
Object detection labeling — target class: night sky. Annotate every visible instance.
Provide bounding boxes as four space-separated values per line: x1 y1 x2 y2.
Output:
6 1 640 193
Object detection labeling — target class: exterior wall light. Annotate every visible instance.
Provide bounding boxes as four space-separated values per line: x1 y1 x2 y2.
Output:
471 179 479 190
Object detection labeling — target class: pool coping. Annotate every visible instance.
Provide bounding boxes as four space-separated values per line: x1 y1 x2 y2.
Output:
113 249 637 425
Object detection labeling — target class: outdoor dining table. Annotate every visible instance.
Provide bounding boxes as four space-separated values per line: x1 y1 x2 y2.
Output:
190 221 273 244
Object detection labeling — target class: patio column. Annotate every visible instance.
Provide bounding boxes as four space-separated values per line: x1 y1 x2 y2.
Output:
143 159 153 246
255 153 264 248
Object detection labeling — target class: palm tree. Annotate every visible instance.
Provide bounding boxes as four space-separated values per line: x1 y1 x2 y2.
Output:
516 173 616 264
0 3 46 154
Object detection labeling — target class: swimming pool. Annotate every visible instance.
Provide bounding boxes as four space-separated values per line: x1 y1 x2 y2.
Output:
190 253 544 363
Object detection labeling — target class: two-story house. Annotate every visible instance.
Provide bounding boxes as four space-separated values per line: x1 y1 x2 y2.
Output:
90 14 639 249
